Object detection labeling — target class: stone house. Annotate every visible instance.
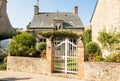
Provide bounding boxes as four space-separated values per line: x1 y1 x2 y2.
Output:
91 0 120 43
0 0 15 34
27 4 84 42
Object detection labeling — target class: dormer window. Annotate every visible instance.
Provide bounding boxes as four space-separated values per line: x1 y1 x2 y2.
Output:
55 26 57 30
53 20 63 30
55 23 61 30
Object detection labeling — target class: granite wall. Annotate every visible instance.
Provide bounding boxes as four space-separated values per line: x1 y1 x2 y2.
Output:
7 56 120 81
84 62 120 81
7 56 48 75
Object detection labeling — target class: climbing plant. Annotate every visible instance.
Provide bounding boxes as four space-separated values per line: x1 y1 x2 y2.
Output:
39 30 80 41
97 29 118 50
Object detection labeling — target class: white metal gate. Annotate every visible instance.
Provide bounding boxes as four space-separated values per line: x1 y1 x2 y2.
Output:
54 38 77 74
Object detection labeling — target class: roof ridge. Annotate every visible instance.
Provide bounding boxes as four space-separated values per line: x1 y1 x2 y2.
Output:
39 12 73 14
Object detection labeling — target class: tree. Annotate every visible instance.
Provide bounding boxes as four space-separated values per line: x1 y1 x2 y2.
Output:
83 29 92 61
7 32 36 57
83 29 92 45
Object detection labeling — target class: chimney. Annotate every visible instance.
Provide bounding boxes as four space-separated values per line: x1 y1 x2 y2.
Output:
73 6 78 15
34 5 39 15
0 0 7 11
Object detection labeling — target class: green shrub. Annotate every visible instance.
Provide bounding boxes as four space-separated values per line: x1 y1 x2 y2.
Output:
86 42 101 55
83 29 92 61
85 42 101 61
83 29 92 45
0 53 7 61
3 57 7 63
105 53 120 62
95 55 103 62
41 50 46 55
7 32 36 57
0 64 6 70
41 50 46 58
37 42 46 50
30 50 40 58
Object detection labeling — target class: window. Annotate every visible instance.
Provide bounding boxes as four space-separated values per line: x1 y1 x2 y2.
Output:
39 39 46 42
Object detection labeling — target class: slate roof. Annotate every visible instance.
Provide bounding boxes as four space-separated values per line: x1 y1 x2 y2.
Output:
29 12 84 29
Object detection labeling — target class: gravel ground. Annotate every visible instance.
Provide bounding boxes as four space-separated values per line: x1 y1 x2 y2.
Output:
0 71 84 81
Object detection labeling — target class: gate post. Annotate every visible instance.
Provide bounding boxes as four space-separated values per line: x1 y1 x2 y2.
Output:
46 39 54 75
77 37 84 79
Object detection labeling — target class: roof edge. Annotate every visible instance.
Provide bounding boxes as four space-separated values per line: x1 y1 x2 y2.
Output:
90 0 99 23
38 12 74 14
28 27 84 29
28 27 55 29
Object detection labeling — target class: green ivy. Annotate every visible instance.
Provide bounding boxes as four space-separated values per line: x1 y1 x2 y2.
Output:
39 30 80 41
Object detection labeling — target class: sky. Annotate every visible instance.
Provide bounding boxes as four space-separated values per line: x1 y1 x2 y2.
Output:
7 0 97 30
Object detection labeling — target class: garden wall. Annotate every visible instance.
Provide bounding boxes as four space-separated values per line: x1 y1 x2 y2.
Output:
7 56 120 81
7 56 48 74
84 62 120 81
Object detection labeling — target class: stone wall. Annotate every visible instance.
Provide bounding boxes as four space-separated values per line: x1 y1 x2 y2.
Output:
84 62 120 81
7 56 48 74
91 0 120 43
7 57 120 80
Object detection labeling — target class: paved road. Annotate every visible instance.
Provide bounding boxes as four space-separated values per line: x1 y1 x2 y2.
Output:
0 71 84 81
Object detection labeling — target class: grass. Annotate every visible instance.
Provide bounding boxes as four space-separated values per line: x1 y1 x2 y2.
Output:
55 57 77 71
0 64 7 70
0 53 7 71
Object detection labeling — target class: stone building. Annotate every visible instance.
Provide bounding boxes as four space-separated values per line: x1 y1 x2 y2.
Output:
91 0 120 43
0 0 15 34
27 4 84 41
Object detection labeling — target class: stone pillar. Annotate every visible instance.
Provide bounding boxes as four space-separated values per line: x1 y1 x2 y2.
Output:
46 39 54 75
77 38 84 79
